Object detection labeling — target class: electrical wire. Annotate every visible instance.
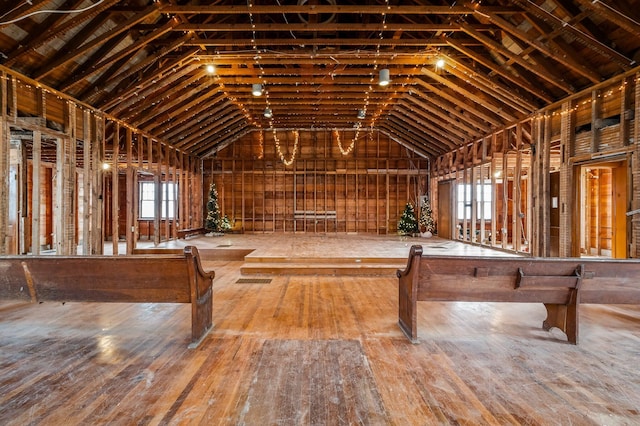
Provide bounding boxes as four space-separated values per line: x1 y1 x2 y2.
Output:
0 0 105 26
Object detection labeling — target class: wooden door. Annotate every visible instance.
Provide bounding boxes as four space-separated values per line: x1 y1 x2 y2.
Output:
612 163 627 258
437 180 452 239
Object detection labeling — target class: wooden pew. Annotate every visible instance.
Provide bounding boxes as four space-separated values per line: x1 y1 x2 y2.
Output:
397 245 640 344
177 227 207 239
0 246 214 348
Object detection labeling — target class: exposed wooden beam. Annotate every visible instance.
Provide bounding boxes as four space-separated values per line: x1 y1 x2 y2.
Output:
60 19 179 92
460 23 575 94
162 5 522 15
481 11 602 83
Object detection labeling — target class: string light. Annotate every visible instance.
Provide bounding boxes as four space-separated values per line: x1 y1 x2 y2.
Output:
273 129 298 166
334 129 356 155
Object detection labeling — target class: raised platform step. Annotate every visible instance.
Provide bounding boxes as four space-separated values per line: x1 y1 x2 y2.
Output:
243 256 407 264
241 256 406 276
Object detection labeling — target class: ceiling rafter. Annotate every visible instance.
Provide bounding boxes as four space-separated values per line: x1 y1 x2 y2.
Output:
572 0 640 41
392 105 463 148
380 119 443 157
460 23 575 94
420 67 516 123
397 98 473 142
161 5 522 15
60 18 179 92
108 62 200 116
99 49 199 111
160 99 235 141
410 87 492 134
3 0 121 67
136 82 222 132
445 38 554 103
123 69 207 121
401 94 483 138
509 0 635 68
481 11 601 83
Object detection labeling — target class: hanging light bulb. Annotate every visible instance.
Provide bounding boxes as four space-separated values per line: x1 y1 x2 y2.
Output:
252 83 263 96
263 107 272 118
379 68 390 86
357 109 366 119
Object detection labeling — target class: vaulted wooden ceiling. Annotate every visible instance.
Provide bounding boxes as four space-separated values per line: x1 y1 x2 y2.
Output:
1 0 639 158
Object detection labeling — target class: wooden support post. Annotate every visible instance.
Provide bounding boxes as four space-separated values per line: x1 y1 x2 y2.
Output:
92 115 104 254
590 89 600 153
31 130 41 255
82 110 91 255
164 142 170 240
0 72 9 254
112 123 119 255
125 128 134 255
154 139 161 246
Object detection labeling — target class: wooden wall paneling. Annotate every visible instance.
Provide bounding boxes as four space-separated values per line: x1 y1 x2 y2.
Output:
111 123 119 253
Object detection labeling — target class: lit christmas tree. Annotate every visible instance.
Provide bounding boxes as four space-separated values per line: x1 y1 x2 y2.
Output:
397 202 419 235
419 198 435 235
205 182 223 233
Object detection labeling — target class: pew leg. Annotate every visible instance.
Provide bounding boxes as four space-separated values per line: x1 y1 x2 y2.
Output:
543 300 579 345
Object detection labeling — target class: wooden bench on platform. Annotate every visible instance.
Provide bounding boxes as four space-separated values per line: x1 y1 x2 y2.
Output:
177 227 207 239
0 246 214 348
397 245 640 344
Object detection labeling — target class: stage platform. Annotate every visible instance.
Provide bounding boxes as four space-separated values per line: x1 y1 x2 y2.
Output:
138 233 517 275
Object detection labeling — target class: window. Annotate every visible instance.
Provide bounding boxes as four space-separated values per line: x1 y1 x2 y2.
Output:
457 183 492 220
139 182 177 219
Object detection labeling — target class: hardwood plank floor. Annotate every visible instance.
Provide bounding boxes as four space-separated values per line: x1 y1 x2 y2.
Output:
2 235 639 425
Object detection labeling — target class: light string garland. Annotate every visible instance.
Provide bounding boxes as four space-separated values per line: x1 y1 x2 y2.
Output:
273 129 299 166
334 129 356 155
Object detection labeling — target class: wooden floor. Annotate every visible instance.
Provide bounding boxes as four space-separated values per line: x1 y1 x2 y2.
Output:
2 234 640 425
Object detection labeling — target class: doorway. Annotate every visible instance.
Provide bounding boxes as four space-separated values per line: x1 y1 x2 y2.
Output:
577 161 627 258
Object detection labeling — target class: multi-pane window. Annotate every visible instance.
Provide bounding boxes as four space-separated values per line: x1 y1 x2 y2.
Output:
457 183 492 220
139 182 177 219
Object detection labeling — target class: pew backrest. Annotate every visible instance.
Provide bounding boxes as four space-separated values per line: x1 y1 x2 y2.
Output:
0 246 214 348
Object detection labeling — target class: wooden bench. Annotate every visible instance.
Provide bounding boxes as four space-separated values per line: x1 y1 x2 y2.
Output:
0 246 214 348
177 227 207 239
397 245 640 344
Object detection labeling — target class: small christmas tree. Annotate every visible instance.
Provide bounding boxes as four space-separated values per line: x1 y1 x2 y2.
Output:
397 202 419 235
419 198 435 235
205 182 223 233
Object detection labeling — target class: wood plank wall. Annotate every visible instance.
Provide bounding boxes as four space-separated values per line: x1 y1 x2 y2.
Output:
433 68 640 258
0 68 204 255
204 130 428 234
